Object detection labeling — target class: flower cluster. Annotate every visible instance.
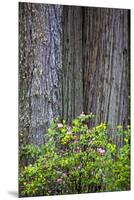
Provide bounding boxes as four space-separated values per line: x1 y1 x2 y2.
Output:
19 113 130 197
97 148 105 155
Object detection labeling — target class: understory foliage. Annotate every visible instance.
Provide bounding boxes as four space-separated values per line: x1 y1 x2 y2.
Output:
19 113 130 197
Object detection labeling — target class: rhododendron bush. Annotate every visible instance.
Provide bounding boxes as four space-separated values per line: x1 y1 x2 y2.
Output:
19 113 130 197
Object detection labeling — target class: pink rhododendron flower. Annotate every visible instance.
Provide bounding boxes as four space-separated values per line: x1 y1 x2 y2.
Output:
97 147 105 155
80 112 85 117
74 139 78 144
77 165 82 170
56 178 62 183
67 125 71 131
63 172 67 177
57 123 63 128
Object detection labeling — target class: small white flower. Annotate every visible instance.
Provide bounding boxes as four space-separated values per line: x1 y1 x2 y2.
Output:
80 112 85 117
57 123 63 128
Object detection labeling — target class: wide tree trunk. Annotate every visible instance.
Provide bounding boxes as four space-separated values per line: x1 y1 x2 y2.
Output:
19 3 63 146
82 8 130 129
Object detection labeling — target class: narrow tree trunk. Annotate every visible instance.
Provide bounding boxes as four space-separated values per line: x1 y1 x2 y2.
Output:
83 8 130 128
19 3 63 145
62 6 83 121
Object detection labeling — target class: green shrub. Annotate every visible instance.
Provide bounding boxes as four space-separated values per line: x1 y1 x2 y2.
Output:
19 113 130 197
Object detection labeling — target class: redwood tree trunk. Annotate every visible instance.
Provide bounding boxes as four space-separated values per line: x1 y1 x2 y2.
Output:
19 3 63 146
82 8 130 128
62 6 83 121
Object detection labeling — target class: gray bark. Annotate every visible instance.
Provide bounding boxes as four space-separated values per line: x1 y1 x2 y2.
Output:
62 6 83 121
83 8 130 128
19 3 63 145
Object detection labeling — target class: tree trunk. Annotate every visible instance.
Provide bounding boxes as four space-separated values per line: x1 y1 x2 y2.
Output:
62 6 83 121
19 3 63 146
83 8 130 129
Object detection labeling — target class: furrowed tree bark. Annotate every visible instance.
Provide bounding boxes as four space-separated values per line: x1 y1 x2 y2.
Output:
19 3 63 146
83 8 130 129
62 6 83 121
